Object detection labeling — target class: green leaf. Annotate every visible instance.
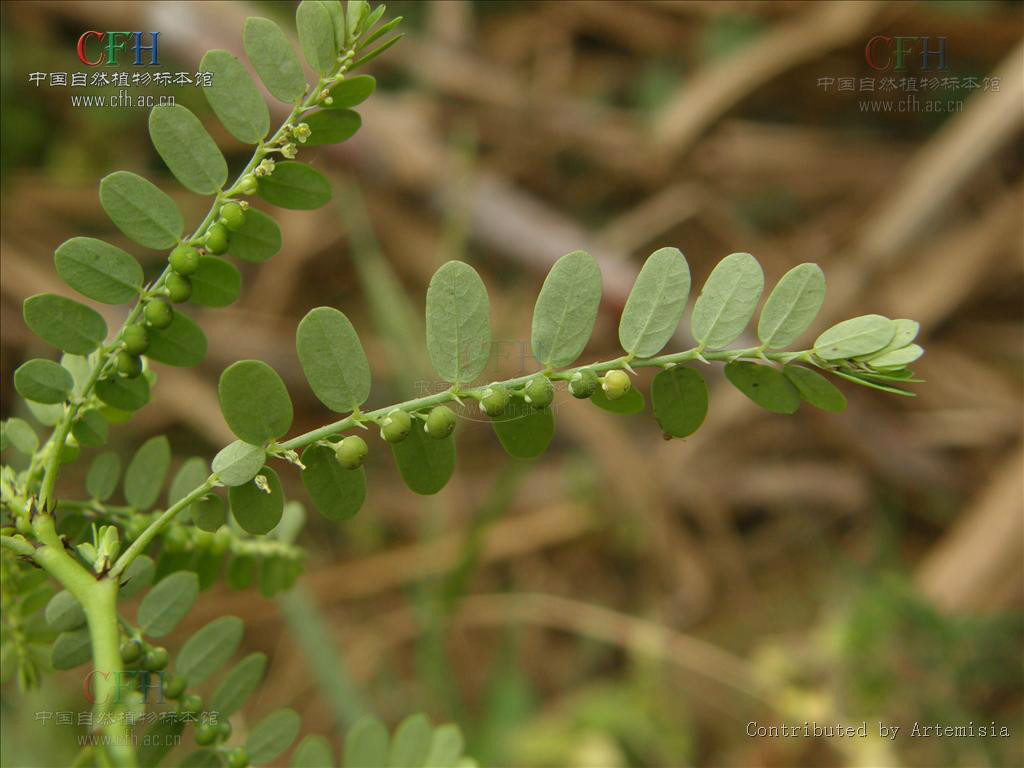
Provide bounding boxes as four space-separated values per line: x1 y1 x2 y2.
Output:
782 365 846 413
14 359 73 404
99 171 183 249
193 494 226 532
301 444 367 520
46 591 86 632
175 615 244 686
426 261 491 385
210 652 267 718
619 247 690 358
124 436 171 510
200 50 270 144
292 735 335 768
148 105 228 195
360 16 402 51
52 628 92 670
227 556 255 590
54 237 143 304
691 252 764 350
146 311 208 368
346 0 370 44
244 17 307 104
424 724 464 768
302 110 362 146
531 250 602 367
832 370 914 397
61 353 91 397
86 451 121 501
219 361 293 445
322 0 347 50
96 374 150 411
724 361 799 414
344 717 389 768
296 307 371 413
137 571 199 637
169 457 208 507
246 709 301 765
865 343 924 369
490 406 554 459
188 255 241 308
349 33 404 70
179 750 222 768
3 418 38 454
855 318 919 360
326 75 375 108
651 367 708 438
757 263 825 349
389 713 432 768
391 419 455 495
258 161 332 210
813 314 896 361
25 400 62 427
23 293 107 355
139 719 185 768
72 409 108 447
212 441 267 486
118 555 155 599
229 465 285 535
591 386 645 415
297 0 337 74
228 208 282 262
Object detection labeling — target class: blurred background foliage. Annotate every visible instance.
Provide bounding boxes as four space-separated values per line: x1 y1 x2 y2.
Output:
1 1 1022 767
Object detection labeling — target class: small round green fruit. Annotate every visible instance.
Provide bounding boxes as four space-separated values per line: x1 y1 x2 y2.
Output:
335 435 368 469
524 376 554 409
144 299 173 329
601 369 631 400
169 245 200 275
425 406 457 439
166 273 192 304
122 324 149 356
380 409 412 443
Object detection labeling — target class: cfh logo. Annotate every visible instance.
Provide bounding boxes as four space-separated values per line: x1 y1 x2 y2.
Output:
84 670 167 704
865 36 947 71
77 32 161 66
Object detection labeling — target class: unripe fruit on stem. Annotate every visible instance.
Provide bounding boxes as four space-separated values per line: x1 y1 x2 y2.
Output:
335 435 368 469
169 245 200 275
425 405 457 439
479 384 509 416
163 675 186 700
205 223 229 255
177 693 202 715
570 369 599 399
116 351 143 379
219 202 245 231
238 175 258 195
218 720 232 740
601 369 631 400
166 273 192 304
380 409 412 443
120 640 141 663
195 723 219 746
524 376 554 409
144 299 173 329
142 646 169 672
226 748 250 768
122 324 149 356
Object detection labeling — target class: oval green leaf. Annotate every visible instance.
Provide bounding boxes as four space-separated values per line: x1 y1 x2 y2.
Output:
192 493 226 532
296 307 371 413
200 50 270 144
212 441 267 487
302 109 362 146
3 418 38 454
344 717 389 768
691 252 764 350
591 386 645 415
247 709 301 766
244 17 306 103
72 409 108 447
86 451 121 501
137 571 199 638
175 615 244 686
291 735 335 768
148 105 228 195
425 724 465 768
96 374 149 411
389 713 432 768
99 171 183 250
168 457 209 507
118 555 155 599
391 419 455 495
189 255 241 307
14 359 73 404
218 360 293 445
651 367 708 438
23 293 107 355
229 465 285 534
757 263 825 349
531 250 602 368
491 405 554 459
301 444 367 520
52 629 92 670
258 161 332 210
327 74 376 108
782 365 846 413
54 237 143 304
619 247 690 358
865 343 924 369
124 435 171 510
426 261 491 385
227 208 281 262
297 0 337 75
145 310 208 367
46 591 86 632
724 361 799 414
813 314 896 361
210 652 267 718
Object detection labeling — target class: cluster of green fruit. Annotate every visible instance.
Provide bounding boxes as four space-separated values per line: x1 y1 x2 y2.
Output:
114 202 247 379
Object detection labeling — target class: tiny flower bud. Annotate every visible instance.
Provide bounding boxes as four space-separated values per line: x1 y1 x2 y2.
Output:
601 369 631 400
